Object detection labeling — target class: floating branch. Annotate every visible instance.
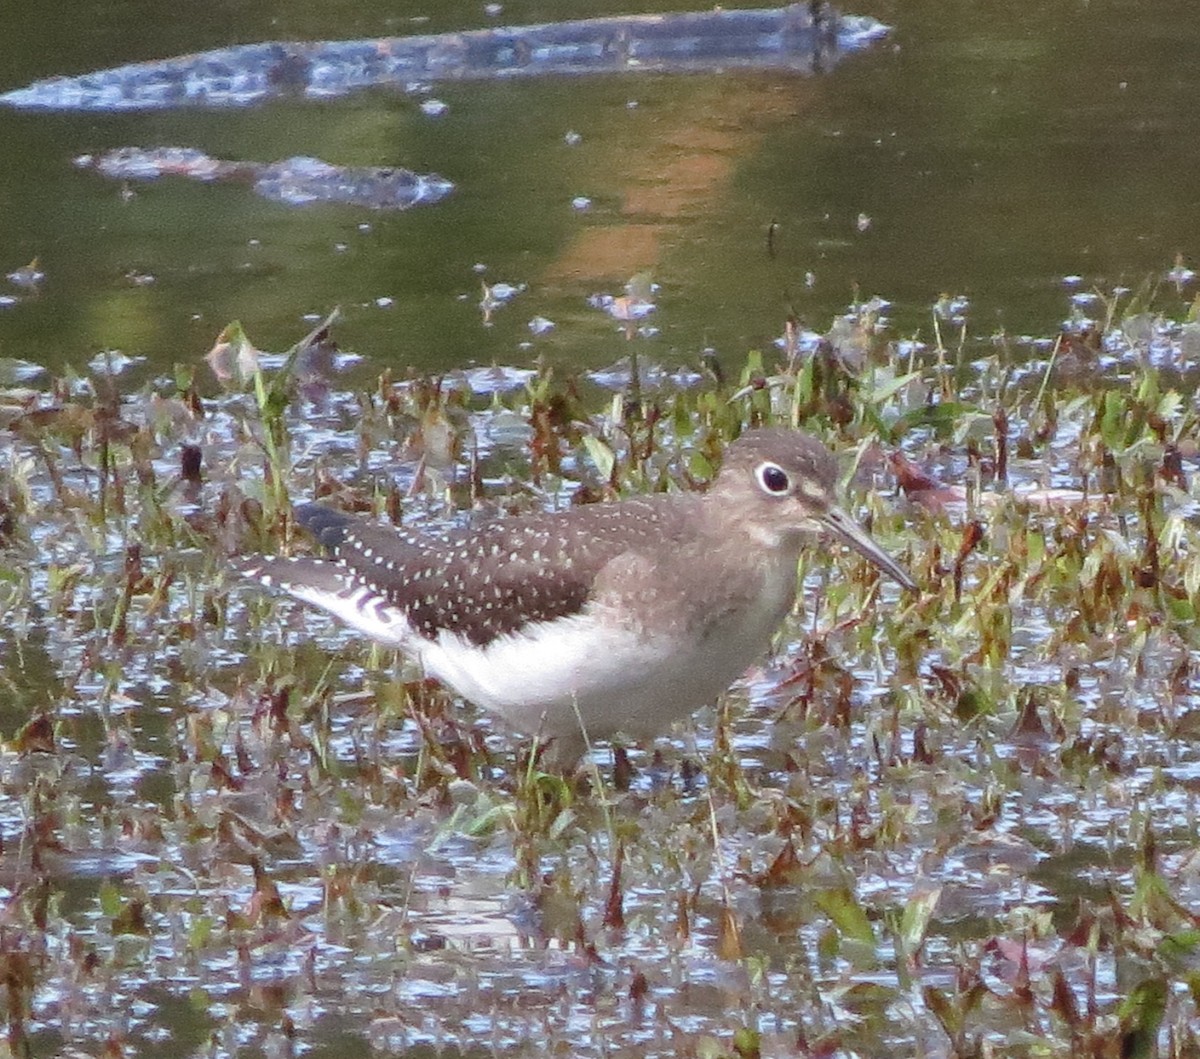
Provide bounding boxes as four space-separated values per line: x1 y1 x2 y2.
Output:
74 148 454 209
1 5 889 112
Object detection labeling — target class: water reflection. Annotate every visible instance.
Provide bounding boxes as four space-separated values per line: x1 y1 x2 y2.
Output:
0 1 1195 382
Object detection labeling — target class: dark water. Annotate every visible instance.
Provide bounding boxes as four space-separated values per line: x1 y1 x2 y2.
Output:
1 0 1197 383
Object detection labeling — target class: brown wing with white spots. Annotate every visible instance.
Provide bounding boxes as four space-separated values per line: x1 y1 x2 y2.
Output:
294 500 683 648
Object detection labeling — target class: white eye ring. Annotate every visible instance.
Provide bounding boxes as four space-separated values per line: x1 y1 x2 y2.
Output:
756 462 791 495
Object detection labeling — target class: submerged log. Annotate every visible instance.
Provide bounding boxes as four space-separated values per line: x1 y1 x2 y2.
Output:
1 5 889 112
74 148 454 210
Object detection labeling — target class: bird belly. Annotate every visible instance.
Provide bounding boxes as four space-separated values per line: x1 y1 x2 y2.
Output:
416 580 794 746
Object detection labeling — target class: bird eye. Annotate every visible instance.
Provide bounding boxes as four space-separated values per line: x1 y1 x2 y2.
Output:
756 462 790 495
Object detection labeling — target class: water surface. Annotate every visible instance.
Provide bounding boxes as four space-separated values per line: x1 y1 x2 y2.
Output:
1 0 1197 383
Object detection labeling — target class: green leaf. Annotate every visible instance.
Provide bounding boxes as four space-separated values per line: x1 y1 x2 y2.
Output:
1117 978 1167 1059
582 435 615 483
813 885 875 945
866 369 922 406
890 402 980 440
188 915 214 950
898 885 942 955
732 1027 761 1059
98 879 122 919
1099 390 1127 452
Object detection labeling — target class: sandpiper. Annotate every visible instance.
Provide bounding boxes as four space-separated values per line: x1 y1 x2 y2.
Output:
242 429 915 765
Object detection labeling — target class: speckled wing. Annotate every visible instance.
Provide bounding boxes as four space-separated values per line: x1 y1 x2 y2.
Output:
289 502 653 648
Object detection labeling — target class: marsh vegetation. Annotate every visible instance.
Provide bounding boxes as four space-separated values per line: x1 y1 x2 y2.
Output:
2 287 1200 1056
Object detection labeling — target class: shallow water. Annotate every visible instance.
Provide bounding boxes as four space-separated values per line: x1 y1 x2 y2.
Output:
2 3 1200 1055
3 344 1200 1053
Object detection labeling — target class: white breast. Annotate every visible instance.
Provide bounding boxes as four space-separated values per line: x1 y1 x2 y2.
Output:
414 551 799 746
